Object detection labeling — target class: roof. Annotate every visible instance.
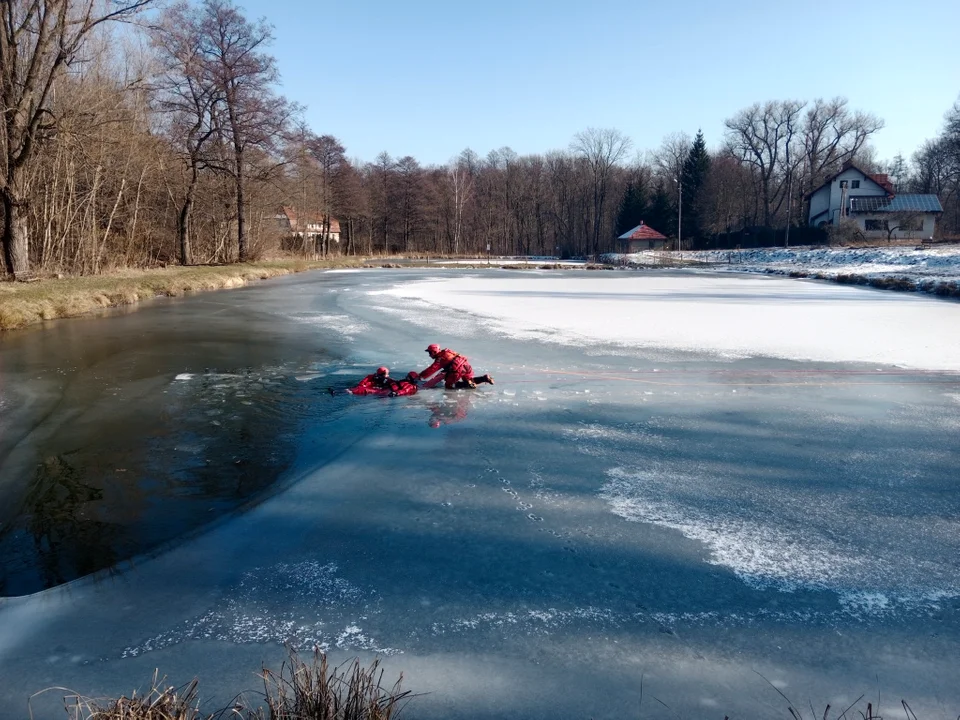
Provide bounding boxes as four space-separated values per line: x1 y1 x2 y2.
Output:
280 206 341 233
618 223 668 241
805 162 892 198
849 194 943 214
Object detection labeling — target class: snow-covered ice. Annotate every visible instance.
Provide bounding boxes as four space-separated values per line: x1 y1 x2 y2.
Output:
374 272 960 371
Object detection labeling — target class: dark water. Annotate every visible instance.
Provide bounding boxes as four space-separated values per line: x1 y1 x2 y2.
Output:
0 274 350 596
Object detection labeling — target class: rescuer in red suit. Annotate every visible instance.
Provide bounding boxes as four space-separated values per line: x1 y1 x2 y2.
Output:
388 371 421 397
327 366 393 396
420 344 494 389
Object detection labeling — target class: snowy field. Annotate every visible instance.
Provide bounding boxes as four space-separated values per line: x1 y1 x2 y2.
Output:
619 244 960 289
1 267 959 719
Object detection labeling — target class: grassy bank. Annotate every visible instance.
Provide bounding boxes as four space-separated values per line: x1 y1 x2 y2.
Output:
0 259 365 331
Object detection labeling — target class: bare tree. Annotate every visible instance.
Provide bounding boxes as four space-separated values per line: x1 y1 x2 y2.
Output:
912 138 954 196
308 134 345 256
198 0 291 261
447 150 474 255
884 211 922 242
571 127 632 256
798 97 883 227
651 131 691 199
724 100 804 226
151 1 223 266
1 0 156 278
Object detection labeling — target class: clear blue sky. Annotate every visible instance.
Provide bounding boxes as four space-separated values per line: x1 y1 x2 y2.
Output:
238 0 959 167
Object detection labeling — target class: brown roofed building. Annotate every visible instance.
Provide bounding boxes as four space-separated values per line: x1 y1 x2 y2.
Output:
618 222 669 252
275 206 341 244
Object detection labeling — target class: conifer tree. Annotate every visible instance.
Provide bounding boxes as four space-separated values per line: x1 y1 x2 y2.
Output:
615 180 649 236
647 179 673 237
680 129 711 241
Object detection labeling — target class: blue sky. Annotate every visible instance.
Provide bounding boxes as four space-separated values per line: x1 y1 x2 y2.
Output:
239 0 959 167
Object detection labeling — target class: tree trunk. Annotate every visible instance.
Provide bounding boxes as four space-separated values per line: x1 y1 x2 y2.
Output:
2 192 31 279
178 194 194 265
235 149 248 261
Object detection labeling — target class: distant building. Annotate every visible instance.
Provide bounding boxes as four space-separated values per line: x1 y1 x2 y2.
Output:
618 222 669 252
274 207 341 245
807 163 942 240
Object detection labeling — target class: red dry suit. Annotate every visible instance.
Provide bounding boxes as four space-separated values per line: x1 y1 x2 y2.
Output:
421 348 473 389
348 373 393 396
387 378 419 397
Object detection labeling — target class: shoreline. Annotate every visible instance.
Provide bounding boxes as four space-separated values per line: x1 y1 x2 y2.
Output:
0 258 366 332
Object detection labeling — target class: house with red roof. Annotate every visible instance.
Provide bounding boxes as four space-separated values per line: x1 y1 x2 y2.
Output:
807 163 942 240
618 222 669 252
274 206 341 245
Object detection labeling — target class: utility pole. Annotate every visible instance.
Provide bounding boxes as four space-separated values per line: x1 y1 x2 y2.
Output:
785 170 793 248
675 176 683 260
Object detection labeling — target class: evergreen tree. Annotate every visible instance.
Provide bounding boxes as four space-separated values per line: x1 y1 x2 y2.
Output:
680 129 711 241
647 178 674 238
888 153 907 192
615 180 649 236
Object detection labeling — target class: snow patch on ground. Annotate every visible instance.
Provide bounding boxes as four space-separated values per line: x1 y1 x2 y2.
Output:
621 245 960 286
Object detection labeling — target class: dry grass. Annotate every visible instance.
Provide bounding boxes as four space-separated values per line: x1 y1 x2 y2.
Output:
35 672 218 720
33 649 413 720
0 259 365 331
252 649 414 720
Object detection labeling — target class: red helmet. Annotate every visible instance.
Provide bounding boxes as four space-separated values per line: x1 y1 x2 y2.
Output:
425 344 440 355
407 371 420 382
376 366 389 376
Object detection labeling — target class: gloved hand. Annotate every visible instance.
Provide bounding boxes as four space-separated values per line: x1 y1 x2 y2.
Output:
389 391 398 397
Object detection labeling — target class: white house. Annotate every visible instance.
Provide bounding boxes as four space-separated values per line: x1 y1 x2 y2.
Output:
807 164 942 240
274 207 341 245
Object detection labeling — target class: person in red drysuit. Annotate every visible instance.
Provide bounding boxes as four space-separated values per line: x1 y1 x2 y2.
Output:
387 371 421 397
420 344 495 389
329 366 394 396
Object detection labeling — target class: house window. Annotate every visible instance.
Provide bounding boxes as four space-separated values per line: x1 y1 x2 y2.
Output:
839 180 848 188
864 219 885 232
851 180 860 189
898 217 923 232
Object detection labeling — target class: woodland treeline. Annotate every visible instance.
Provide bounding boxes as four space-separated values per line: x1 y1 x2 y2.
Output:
2 0 959 279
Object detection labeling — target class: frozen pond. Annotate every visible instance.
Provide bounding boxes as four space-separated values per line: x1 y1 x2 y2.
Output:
1 268 959 718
